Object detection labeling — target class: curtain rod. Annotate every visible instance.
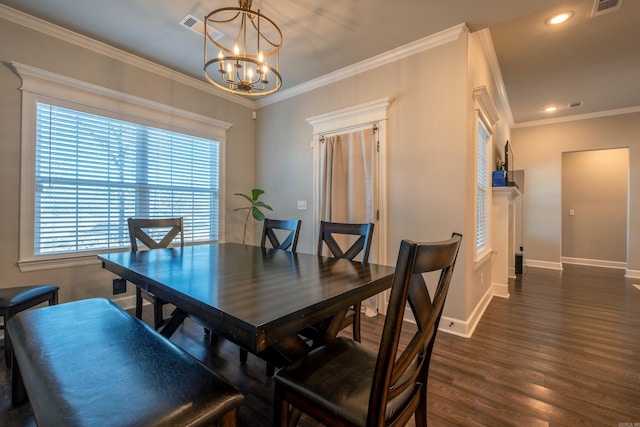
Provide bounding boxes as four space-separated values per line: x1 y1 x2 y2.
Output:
319 123 378 143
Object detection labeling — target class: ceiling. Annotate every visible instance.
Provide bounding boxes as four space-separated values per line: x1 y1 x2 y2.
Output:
1 0 638 124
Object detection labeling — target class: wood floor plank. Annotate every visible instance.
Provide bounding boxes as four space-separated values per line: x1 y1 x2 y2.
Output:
1 263 640 426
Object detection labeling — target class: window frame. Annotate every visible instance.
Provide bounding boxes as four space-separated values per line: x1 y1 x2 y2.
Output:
13 62 232 271
472 86 499 263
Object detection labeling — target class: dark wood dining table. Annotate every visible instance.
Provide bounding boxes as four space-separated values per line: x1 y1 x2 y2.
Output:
97 243 394 367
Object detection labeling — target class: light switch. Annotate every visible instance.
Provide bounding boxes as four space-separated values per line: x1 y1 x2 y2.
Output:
569 209 575 216
297 200 307 210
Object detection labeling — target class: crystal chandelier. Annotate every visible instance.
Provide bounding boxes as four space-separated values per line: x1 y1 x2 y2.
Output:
204 0 282 96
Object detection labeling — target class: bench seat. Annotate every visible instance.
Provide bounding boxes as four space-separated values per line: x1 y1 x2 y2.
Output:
8 298 244 427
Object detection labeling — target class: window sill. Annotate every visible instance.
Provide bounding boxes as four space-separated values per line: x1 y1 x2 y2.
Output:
474 249 492 268
18 241 219 272
18 254 106 272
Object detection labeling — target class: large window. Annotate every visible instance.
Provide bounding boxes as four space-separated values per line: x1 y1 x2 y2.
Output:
14 62 231 271
472 86 498 262
35 103 219 255
476 120 490 255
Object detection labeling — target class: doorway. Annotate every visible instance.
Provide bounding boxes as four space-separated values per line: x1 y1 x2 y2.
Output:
561 148 628 267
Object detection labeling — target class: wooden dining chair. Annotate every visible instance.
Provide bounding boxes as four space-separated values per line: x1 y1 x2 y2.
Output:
128 217 184 330
261 218 302 252
314 221 374 342
273 233 462 427
239 218 302 372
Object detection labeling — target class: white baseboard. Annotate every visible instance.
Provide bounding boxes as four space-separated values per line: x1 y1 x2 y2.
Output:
438 286 494 338
525 259 563 270
562 257 626 269
625 269 640 279
491 281 510 299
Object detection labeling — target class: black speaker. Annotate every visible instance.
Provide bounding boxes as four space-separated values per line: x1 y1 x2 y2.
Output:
515 254 523 275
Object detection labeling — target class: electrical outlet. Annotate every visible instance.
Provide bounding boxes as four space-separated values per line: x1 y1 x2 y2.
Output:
112 278 127 294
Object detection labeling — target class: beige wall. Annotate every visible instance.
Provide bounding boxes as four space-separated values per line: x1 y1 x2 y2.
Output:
562 148 628 263
0 17 255 303
255 29 511 328
512 112 640 273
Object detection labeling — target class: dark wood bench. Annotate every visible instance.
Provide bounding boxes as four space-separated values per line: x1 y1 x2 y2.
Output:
7 298 244 426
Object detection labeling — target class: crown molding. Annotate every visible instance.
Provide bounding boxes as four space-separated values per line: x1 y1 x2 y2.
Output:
477 29 514 128
2 5 474 112
513 105 640 128
256 24 469 108
0 4 254 109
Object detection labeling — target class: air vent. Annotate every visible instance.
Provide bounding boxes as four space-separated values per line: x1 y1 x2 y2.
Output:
591 0 623 17
569 101 583 108
179 14 225 41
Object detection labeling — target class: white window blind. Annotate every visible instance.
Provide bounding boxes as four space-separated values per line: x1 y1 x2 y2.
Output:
35 102 219 255
476 120 490 254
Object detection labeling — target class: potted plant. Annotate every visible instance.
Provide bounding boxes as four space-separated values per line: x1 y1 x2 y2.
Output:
234 188 273 244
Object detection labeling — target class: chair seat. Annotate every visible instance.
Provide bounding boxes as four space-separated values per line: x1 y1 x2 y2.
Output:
275 337 419 425
0 286 59 309
275 337 375 426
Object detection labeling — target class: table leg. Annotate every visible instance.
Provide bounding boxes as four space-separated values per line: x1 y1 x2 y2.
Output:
157 308 187 338
315 308 349 347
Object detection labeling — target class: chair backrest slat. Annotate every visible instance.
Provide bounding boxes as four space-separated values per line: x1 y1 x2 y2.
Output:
367 233 462 426
261 219 302 252
317 221 374 263
128 218 184 252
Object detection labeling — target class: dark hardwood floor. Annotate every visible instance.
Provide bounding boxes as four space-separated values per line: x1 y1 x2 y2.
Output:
2 264 640 426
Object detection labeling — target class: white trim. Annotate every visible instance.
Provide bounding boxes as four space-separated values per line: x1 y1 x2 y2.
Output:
14 63 229 271
514 106 640 128
307 98 393 135
477 29 514 128
11 62 233 139
19 255 102 272
257 24 468 108
0 4 253 109
439 286 495 338
561 257 626 270
473 87 497 261
525 259 563 270
627 270 640 279
491 280 510 299
473 86 499 128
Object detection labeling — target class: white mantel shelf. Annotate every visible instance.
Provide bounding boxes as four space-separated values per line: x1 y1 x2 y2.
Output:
491 185 522 298
492 185 522 200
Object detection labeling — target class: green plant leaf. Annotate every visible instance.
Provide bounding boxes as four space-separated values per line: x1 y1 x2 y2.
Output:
252 207 266 221
235 188 271 244
234 192 254 203
251 188 265 201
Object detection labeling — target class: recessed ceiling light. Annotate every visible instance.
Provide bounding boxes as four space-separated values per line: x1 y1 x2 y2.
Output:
547 11 573 25
544 106 558 113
